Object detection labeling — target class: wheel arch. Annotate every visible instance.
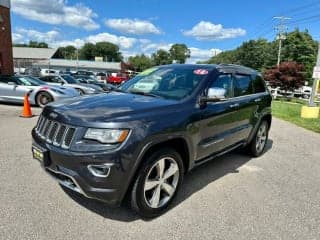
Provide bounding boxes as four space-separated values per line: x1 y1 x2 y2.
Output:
122 137 191 203
35 90 54 107
247 113 272 145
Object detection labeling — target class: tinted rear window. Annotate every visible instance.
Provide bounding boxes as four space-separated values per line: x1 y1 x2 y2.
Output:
253 75 266 93
234 75 254 97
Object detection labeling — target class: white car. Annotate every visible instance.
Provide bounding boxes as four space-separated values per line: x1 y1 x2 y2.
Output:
0 75 79 107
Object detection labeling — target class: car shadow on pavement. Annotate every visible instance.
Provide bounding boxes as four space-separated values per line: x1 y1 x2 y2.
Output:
62 139 273 222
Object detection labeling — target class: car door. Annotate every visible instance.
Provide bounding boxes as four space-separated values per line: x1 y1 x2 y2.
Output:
0 76 16 102
12 77 35 102
230 74 259 143
0 76 28 103
197 73 242 160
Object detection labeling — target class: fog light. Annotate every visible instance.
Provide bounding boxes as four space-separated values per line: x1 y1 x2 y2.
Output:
87 163 113 178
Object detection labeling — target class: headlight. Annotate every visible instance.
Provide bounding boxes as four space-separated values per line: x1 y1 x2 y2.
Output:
84 128 129 144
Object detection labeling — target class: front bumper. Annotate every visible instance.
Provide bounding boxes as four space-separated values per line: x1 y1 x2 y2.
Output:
32 129 134 206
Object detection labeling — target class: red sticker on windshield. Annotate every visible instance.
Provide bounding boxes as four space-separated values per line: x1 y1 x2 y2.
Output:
193 69 208 75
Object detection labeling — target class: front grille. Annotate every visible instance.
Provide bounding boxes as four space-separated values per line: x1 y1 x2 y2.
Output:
35 114 76 149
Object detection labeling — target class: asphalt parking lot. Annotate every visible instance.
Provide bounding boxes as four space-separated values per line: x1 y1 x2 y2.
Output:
0 103 319 240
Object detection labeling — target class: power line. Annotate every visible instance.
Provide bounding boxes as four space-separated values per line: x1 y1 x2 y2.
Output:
249 0 320 39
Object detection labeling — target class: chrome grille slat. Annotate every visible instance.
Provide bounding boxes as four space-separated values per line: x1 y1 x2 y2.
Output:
39 118 48 136
35 114 76 149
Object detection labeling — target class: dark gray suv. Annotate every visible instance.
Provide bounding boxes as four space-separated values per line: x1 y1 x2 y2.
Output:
32 64 272 218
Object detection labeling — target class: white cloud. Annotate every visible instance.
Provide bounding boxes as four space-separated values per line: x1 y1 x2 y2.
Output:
12 28 137 50
183 21 246 41
85 33 137 49
11 0 99 30
13 28 60 45
105 18 161 35
187 47 222 63
12 33 24 43
143 43 173 52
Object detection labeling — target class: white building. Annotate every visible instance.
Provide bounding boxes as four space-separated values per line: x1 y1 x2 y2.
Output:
13 47 122 73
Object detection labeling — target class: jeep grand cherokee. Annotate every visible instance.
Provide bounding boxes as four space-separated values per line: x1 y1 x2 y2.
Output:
32 64 272 218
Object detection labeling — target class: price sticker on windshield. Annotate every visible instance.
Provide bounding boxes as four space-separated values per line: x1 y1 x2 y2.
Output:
193 69 209 75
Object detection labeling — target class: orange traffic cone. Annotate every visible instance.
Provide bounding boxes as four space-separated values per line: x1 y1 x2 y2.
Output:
20 92 33 118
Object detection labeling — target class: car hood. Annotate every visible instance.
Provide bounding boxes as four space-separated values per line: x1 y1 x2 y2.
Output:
44 92 178 124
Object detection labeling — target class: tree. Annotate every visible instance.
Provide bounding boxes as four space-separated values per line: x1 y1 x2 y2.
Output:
281 29 318 85
13 41 48 48
94 42 122 62
235 39 274 70
206 50 239 64
79 43 96 61
169 44 190 64
128 54 153 72
57 45 77 59
264 61 305 92
152 49 172 65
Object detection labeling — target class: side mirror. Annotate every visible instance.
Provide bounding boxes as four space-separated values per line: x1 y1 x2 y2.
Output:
202 87 227 103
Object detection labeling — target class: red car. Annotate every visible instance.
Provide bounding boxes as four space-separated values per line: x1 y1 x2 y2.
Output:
107 73 129 85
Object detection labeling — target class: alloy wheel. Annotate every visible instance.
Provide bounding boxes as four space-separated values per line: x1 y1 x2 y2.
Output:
256 122 267 153
143 157 180 208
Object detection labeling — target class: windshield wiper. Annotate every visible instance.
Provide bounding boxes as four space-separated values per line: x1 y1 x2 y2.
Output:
128 90 160 98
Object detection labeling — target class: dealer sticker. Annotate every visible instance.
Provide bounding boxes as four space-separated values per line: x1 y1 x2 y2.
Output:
193 69 209 75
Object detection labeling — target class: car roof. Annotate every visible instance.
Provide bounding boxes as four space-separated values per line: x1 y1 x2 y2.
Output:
157 64 258 75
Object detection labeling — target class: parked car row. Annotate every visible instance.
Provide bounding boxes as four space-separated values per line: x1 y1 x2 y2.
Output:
0 75 79 107
0 72 120 107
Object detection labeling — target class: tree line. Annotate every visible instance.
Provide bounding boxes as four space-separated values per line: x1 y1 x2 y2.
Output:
205 29 318 86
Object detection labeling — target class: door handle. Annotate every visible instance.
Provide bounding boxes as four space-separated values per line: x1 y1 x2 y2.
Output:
229 103 239 108
254 98 262 103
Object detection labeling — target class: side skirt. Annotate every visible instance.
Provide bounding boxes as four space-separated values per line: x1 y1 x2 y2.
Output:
193 141 245 167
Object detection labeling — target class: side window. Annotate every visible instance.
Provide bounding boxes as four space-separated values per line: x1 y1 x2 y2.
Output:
252 75 266 93
0 76 10 84
234 74 253 97
51 77 62 83
41 77 50 82
209 74 233 98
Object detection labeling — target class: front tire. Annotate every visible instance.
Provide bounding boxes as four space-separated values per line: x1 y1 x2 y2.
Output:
248 120 269 157
130 148 184 218
36 91 53 107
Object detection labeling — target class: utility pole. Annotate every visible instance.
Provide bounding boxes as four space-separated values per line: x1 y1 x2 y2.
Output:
274 16 291 66
309 42 320 106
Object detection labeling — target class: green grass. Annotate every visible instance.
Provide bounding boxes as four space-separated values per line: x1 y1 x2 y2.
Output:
272 101 320 133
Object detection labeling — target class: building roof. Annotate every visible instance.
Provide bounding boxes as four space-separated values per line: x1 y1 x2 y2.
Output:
35 59 121 71
0 0 10 8
13 47 57 60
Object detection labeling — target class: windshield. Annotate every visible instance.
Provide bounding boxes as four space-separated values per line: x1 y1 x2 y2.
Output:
120 66 210 100
61 75 79 84
16 76 46 86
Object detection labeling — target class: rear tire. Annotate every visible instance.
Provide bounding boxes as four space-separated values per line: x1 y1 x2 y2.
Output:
248 120 269 157
130 148 184 218
36 91 53 107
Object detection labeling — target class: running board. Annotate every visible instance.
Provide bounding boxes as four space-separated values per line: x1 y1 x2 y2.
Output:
194 142 245 166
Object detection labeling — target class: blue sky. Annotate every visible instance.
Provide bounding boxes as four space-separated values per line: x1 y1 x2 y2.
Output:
10 0 320 63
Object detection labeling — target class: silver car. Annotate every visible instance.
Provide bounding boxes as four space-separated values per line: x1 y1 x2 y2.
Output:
0 75 80 107
39 75 103 95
